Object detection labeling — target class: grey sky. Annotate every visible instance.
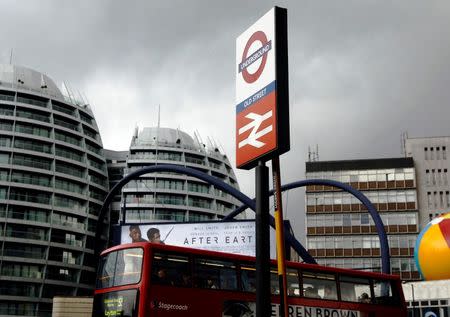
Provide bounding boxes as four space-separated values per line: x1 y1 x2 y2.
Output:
2 1 450 242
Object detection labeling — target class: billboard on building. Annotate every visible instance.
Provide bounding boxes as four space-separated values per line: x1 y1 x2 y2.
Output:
235 7 289 170
121 220 276 258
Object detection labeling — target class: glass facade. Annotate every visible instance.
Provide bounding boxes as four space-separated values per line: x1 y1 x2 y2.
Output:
0 65 109 316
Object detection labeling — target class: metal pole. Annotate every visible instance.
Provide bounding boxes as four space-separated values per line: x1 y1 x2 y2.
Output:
272 157 288 317
256 161 270 317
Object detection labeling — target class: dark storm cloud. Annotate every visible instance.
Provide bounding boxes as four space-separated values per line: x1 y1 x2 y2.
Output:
1 0 450 241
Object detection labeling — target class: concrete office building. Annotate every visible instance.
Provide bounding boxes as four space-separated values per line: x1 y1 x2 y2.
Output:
105 127 242 225
404 136 450 228
305 158 420 280
0 65 109 316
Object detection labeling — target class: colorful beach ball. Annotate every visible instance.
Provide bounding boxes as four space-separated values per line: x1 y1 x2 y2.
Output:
414 213 450 280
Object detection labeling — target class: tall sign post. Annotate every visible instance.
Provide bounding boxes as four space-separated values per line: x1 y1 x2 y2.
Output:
236 6 289 317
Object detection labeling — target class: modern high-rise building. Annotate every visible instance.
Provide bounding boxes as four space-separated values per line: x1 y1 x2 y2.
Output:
0 65 109 316
105 127 242 226
305 158 420 280
404 136 450 228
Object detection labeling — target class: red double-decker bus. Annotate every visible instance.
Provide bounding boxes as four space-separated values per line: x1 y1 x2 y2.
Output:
92 242 406 317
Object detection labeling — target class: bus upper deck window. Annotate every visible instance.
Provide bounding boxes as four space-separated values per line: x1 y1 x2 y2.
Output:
287 268 300 297
339 275 371 303
302 271 337 300
152 252 190 287
194 257 237 291
96 248 143 289
373 280 399 305
240 265 256 293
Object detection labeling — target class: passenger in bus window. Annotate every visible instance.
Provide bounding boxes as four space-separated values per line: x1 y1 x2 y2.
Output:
180 273 192 287
147 228 165 244
305 287 321 298
270 279 280 295
359 292 371 303
207 277 218 289
323 285 337 300
129 225 147 243
288 288 296 296
155 268 172 285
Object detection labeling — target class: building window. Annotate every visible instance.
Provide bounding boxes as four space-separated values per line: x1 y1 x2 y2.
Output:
15 122 50 138
125 209 152 222
443 146 447 160
154 209 185 221
432 169 436 185
188 181 209 193
343 214 351 226
440 192 444 208
63 251 77 264
424 147 428 160
427 192 433 209
361 214 369 225
444 169 448 185
430 147 434 160
188 212 213 222
446 191 450 208
425 170 430 185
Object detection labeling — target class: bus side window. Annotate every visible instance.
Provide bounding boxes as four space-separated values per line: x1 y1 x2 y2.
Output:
373 280 399 305
339 275 372 303
240 264 256 293
262 267 300 296
302 271 337 300
271 267 300 296
194 257 237 290
287 268 300 297
270 267 279 295
151 252 190 286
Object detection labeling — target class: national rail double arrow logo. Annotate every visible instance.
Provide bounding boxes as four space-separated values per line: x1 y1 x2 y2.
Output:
238 111 273 149
238 31 272 84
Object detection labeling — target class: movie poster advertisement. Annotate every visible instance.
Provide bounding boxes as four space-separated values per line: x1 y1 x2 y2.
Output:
121 220 276 258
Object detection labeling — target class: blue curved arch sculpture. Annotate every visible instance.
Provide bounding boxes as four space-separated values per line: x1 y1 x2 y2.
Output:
224 179 391 274
95 164 316 264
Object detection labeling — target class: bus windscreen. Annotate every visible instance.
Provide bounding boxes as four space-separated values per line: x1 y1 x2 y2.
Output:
96 247 143 288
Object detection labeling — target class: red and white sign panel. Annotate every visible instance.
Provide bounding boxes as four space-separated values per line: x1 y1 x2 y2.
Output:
235 7 289 170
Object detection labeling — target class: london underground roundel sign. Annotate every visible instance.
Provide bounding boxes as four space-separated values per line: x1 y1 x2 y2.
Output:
240 31 270 84
235 7 290 170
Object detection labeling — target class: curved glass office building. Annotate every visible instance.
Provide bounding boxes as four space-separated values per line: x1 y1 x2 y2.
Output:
115 127 242 223
0 65 109 316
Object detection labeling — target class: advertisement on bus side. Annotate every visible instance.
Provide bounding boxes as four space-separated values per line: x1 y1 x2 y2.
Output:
223 300 361 317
